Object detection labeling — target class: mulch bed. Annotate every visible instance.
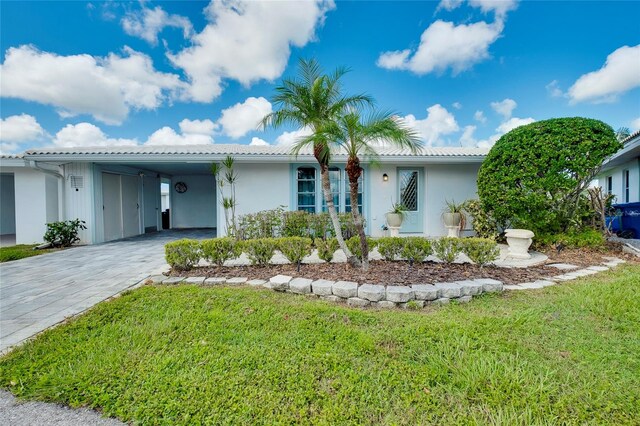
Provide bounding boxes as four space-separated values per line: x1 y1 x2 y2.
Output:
170 243 636 285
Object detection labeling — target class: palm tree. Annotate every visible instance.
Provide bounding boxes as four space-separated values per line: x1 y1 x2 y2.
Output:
616 127 631 142
260 59 373 266
305 109 422 270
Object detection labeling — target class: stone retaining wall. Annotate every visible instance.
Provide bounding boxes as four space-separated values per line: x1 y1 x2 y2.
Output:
151 257 627 310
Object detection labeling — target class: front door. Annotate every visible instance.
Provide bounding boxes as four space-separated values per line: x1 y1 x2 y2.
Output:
398 168 423 233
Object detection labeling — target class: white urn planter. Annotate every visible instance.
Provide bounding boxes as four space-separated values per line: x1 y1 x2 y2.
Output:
505 229 535 259
385 213 403 227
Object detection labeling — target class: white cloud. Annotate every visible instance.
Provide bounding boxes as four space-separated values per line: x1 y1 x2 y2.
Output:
459 125 478 147
276 127 313 146
545 80 563 98
250 137 269 146
0 45 186 124
568 45 640 104
468 0 518 20
403 104 459 146
377 20 503 75
473 110 487 123
437 0 464 12
122 5 192 45
52 123 138 147
217 97 272 139
0 114 44 143
630 117 640 132
168 0 335 103
437 0 517 19
490 98 517 119
496 116 535 134
452 102 462 109
145 118 216 146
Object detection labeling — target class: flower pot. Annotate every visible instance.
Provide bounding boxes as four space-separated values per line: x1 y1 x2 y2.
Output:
385 212 403 227
505 228 535 259
442 212 461 227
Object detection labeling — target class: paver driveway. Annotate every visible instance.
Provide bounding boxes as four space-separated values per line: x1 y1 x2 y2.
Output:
0 229 214 353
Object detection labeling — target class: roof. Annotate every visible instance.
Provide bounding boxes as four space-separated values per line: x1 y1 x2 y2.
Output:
23 144 489 163
600 132 640 171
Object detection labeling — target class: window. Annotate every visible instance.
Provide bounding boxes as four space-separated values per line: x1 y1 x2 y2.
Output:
606 176 613 195
399 170 419 211
321 168 341 212
623 170 630 202
345 172 364 214
297 166 365 214
296 167 316 212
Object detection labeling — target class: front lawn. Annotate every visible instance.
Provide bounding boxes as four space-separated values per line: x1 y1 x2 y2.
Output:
1 266 639 424
0 244 55 262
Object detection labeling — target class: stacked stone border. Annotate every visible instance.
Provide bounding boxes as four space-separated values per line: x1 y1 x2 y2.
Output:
150 257 627 309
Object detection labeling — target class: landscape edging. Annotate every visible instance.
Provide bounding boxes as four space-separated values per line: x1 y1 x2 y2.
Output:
155 258 626 310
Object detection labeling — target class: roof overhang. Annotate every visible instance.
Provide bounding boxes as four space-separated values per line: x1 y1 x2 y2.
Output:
600 136 640 171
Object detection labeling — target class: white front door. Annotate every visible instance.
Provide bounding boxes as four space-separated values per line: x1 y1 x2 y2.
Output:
102 173 123 242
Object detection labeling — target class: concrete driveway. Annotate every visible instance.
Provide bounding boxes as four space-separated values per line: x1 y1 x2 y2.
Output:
0 229 214 353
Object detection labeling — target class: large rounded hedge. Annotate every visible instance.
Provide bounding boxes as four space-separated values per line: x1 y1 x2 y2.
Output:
477 117 620 234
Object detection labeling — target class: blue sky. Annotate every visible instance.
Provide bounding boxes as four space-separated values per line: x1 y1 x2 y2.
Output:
1 0 639 153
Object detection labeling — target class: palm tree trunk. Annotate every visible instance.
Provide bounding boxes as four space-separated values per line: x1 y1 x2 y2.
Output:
346 156 368 270
320 163 360 267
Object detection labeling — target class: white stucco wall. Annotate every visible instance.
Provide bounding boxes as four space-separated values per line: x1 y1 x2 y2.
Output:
599 159 640 204
217 163 290 236
368 163 481 237
0 173 16 235
12 168 60 244
171 175 216 229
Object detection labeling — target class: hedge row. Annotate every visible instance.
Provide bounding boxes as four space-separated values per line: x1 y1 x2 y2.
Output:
165 236 500 271
236 208 360 240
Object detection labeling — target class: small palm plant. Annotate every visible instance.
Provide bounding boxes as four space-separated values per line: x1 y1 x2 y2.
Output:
260 59 373 267
304 109 421 269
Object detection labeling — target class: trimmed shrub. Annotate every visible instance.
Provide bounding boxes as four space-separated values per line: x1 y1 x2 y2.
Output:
401 237 432 265
309 213 333 239
460 238 500 266
242 238 278 266
43 219 87 247
236 208 284 240
315 238 339 263
432 237 462 263
346 236 377 262
534 229 605 250
165 239 201 270
278 237 313 266
376 237 404 261
282 211 310 238
463 199 499 239
339 213 360 239
201 238 241 266
478 118 621 234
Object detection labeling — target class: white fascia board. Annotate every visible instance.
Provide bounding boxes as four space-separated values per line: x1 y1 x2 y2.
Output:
22 153 485 164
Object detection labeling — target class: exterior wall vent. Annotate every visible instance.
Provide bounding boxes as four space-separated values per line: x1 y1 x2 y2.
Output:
70 175 83 190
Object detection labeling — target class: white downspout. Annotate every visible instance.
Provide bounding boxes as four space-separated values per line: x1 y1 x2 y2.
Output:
27 160 66 220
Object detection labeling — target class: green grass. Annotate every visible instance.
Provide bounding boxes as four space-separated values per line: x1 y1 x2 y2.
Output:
0 244 55 262
2 266 639 425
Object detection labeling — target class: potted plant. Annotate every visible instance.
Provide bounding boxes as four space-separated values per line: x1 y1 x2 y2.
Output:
386 201 408 227
442 199 466 230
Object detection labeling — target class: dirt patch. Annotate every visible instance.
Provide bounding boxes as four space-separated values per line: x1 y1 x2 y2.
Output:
170 243 635 285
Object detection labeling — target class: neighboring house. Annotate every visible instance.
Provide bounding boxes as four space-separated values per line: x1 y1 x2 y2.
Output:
598 130 640 204
597 130 640 236
0 145 487 245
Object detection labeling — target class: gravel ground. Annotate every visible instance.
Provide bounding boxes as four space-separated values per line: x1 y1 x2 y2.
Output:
0 390 124 426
